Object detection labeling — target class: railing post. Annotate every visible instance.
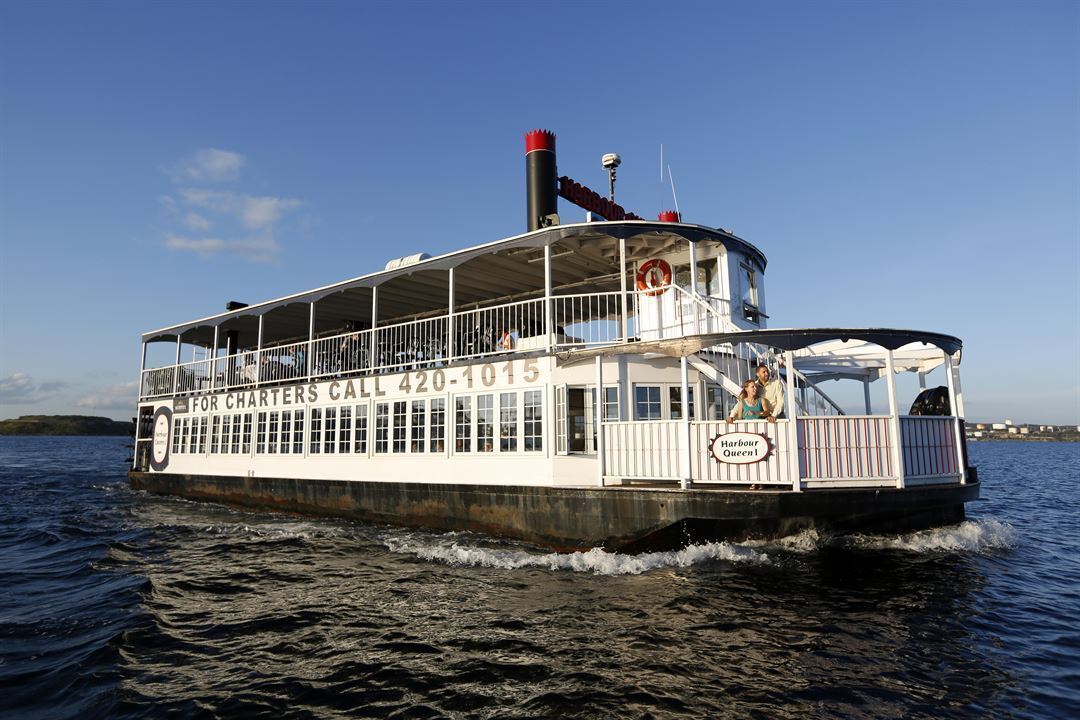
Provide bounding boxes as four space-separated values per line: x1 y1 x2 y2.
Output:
447 267 455 363
370 286 379 372
680 355 692 490
784 351 801 492
619 238 628 342
943 351 967 484
688 238 700 334
544 244 553 351
307 302 315 379
172 334 182 395
210 327 218 390
138 341 147 399
596 356 605 487
884 348 905 489
255 315 264 387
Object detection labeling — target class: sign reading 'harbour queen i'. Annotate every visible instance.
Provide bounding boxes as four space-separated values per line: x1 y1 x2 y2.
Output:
709 432 771 464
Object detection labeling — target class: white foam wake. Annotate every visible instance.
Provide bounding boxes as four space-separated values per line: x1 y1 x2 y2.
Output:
382 535 771 575
848 519 1017 553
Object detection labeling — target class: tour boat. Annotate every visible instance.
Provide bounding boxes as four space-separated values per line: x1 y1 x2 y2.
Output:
129 130 979 552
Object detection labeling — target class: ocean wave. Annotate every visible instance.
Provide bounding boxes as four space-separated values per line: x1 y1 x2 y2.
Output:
382 535 771 575
846 519 1017 553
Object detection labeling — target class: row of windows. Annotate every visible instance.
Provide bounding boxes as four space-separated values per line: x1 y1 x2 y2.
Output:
169 390 543 458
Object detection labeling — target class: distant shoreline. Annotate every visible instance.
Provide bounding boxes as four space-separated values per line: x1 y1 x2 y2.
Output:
0 415 132 436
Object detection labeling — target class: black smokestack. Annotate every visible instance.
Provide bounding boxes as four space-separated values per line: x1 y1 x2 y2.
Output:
525 129 557 232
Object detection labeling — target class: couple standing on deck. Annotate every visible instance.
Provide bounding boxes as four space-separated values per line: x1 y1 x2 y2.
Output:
727 364 785 423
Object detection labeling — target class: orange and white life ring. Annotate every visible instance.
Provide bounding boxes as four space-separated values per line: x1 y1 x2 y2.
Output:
636 259 673 296
500 331 515 350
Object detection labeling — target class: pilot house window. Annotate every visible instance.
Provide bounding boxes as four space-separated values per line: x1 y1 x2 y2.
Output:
741 262 760 324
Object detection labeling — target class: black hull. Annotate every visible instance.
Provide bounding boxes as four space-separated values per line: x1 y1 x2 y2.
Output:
128 470 980 553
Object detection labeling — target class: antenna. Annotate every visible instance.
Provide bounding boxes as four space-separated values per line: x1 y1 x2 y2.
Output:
659 144 664 213
667 164 681 218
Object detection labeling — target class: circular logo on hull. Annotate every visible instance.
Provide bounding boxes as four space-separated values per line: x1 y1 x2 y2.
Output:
149 406 172 471
710 431 771 464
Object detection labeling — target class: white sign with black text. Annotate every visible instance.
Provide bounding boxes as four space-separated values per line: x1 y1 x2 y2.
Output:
709 432 771 464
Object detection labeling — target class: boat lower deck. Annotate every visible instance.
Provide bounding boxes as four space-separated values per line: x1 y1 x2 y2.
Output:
129 470 979 553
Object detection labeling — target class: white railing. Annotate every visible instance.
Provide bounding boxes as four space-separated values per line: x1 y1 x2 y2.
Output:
600 414 961 488
175 358 212 394
900 416 960 480
689 420 794 486
139 287 733 400
602 420 683 480
454 298 546 357
553 292 626 347
798 415 895 481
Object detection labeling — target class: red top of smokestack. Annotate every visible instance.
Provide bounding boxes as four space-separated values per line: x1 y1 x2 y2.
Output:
658 210 681 223
525 129 556 154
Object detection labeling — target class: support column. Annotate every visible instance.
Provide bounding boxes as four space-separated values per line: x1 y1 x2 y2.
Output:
688 239 700 333
784 351 801 492
917 370 927 390
139 342 147 400
210 327 219 389
943 352 967 484
544 244 553 351
596 356 605 487
172 334 182 394
307 302 315 378
863 376 873 414
680 355 692 490
370 287 379 372
884 349 905 489
619 238 628 342
447 267 456 363
256 315 264 387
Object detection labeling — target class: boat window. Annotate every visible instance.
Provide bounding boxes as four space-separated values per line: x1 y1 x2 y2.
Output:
354 404 368 454
256 412 267 454
635 385 662 420
477 395 494 453
500 393 517 452
524 390 543 452
741 262 760 324
430 398 446 453
706 386 732 421
324 407 337 455
603 386 619 422
198 417 208 455
292 410 305 455
280 411 291 455
339 406 352 454
242 413 252 454
669 387 696 420
411 400 426 453
309 408 322 455
674 264 712 293
392 401 407 453
375 403 389 454
211 415 221 454
455 397 472 452
173 417 183 455
269 412 280 454
555 387 566 454
232 414 242 454
222 415 232 454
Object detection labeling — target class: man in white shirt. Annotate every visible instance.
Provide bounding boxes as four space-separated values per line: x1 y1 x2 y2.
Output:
755 364 785 419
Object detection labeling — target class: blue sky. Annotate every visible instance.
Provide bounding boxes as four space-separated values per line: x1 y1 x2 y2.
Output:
1 0 1077 424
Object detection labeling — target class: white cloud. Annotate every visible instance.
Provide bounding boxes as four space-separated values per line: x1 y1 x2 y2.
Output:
77 381 139 412
0 373 67 404
165 234 226 257
184 212 211 231
179 188 301 230
165 233 280 263
170 148 246 182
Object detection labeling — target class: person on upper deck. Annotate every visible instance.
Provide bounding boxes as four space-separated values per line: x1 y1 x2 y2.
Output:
755 363 785 419
728 379 776 423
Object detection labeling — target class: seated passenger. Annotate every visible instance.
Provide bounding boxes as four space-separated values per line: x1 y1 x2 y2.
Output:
727 379 776 423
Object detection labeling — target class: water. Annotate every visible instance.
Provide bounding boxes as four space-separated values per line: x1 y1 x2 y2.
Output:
1 437 1077 719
